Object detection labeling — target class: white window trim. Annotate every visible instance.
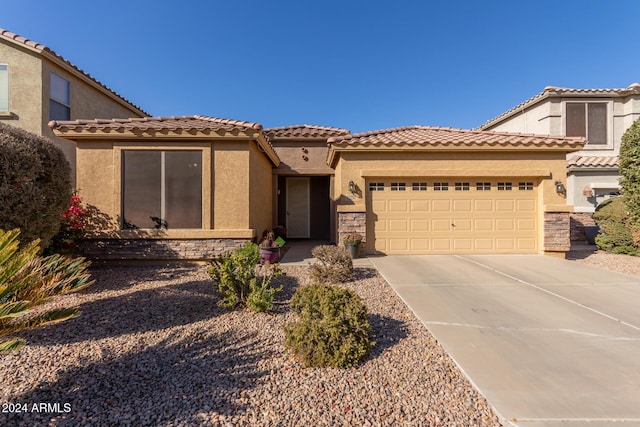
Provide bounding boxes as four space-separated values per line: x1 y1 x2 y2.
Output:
562 99 614 150
0 63 9 116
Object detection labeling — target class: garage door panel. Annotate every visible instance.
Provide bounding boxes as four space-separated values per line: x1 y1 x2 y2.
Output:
411 239 430 251
372 200 387 213
370 179 538 254
410 200 429 211
517 199 536 211
432 200 451 211
475 239 494 250
453 239 473 250
453 200 472 211
388 239 408 251
474 219 493 231
475 200 493 211
432 219 452 231
517 238 536 250
453 219 472 231
496 218 515 231
411 219 429 232
496 239 516 250
389 200 409 212
495 199 515 211
517 218 536 230
432 239 451 250
389 219 408 232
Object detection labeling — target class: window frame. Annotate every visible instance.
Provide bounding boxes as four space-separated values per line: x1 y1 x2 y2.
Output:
369 182 385 192
411 182 427 191
564 100 613 149
50 72 70 121
120 149 204 230
390 182 406 191
0 64 8 114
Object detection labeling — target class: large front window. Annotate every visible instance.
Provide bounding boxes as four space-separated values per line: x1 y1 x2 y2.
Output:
566 102 607 145
122 150 202 229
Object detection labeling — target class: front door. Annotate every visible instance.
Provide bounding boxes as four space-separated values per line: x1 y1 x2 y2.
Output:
286 177 310 238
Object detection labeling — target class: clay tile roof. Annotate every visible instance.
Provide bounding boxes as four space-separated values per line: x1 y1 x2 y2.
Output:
264 124 350 139
0 28 148 116
327 125 585 149
478 83 640 130
567 155 619 169
49 115 263 133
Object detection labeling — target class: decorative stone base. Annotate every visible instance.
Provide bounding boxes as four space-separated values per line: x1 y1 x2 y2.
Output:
569 212 596 242
337 211 366 256
544 212 571 252
79 238 251 260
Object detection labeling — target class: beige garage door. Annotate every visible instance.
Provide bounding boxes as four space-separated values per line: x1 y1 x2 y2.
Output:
368 179 538 254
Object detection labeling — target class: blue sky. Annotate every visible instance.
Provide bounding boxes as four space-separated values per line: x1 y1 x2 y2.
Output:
3 0 639 133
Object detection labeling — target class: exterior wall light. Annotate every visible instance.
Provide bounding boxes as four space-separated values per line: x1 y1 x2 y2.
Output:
349 180 356 194
555 180 566 195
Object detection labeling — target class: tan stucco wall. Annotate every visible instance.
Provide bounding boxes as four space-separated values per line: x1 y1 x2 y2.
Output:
272 139 334 175
0 40 43 134
249 141 274 236
1 38 146 185
331 150 573 254
75 138 269 240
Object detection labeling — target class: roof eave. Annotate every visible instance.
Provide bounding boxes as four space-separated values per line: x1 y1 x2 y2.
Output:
40 50 148 117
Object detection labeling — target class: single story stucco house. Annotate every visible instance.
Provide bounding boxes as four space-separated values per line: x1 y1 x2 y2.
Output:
49 115 584 260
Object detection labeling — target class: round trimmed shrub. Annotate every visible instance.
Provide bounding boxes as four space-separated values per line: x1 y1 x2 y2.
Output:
0 123 72 248
284 283 373 368
593 197 638 255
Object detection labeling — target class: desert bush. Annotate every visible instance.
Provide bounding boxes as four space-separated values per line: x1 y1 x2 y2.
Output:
284 283 373 368
0 229 94 353
310 245 353 284
619 118 640 224
208 242 283 312
593 197 638 255
0 123 72 248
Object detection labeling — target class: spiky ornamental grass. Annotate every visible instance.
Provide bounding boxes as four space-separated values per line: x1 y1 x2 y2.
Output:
0 229 94 353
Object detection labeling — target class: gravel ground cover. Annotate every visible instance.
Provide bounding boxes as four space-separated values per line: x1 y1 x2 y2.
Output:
1 264 500 426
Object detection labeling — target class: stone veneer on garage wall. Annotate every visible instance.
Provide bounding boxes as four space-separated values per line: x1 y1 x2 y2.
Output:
79 239 251 261
569 212 597 242
337 212 366 256
544 212 571 253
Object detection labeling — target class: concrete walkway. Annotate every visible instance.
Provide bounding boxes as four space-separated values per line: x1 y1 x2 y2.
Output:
370 255 640 427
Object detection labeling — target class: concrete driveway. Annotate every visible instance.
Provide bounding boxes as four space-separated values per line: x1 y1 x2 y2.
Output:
370 255 640 426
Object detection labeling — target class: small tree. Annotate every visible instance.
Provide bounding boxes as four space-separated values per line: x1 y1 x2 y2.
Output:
0 123 72 248
0 229 95 353
619 118 640 224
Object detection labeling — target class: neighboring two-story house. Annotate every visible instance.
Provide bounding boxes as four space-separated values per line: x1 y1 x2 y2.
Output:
478 83 640 240
0 28 148 182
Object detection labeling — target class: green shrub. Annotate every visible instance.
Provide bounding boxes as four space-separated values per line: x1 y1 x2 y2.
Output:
593 197 638 255
208 242 283 312
284 283 373 368
1 229 94 353
310 245 353 284
0 123 72 248
619 118 640 224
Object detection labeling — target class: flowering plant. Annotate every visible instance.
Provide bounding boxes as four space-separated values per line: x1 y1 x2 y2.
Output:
46 194 87 254
342 233 363 245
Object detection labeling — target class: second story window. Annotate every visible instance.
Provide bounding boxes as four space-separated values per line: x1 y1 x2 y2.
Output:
50 72 70 121
0 64 8 113
566 102 607 145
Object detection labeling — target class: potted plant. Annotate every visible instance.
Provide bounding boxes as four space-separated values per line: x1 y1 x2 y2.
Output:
259 230 281 264
342 232 363 259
